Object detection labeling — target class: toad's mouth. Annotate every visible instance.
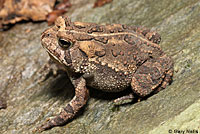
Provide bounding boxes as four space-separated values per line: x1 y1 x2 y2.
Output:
42 41 72 67
41 40 63 64
47 50 61 63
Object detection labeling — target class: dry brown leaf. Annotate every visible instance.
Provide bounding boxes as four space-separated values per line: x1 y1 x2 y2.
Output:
47 10 66 25
47 0 71 25
0 0 56 29
93 0 113 8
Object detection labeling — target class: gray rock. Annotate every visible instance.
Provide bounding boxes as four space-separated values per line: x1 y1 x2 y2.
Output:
0 0 199 134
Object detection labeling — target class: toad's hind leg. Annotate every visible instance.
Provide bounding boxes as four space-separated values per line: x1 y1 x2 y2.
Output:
37 77 89 132
131 54 173 97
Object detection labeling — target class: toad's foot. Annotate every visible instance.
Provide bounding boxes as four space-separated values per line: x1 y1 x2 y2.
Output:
113 93 135 105
36 77 89 132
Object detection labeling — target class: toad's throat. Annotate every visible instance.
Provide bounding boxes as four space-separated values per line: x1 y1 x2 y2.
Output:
44 46 63 65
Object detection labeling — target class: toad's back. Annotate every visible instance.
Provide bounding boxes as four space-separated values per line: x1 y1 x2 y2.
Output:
56 19 165 92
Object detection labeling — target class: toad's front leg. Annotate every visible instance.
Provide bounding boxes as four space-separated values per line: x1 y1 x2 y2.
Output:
37 77 89 132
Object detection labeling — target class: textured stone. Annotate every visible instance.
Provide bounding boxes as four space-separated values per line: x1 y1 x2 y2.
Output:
0 0 200 134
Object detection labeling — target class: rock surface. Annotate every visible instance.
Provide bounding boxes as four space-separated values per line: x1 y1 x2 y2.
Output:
0 0 200 134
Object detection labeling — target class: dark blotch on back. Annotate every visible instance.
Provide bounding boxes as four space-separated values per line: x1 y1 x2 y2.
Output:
124 34 137 45
94 36 108 44
87 25 104 33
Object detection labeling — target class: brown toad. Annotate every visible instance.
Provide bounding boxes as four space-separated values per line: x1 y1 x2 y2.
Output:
38 16 173 131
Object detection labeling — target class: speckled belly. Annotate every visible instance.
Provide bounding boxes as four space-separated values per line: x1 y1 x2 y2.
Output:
86 69 132 92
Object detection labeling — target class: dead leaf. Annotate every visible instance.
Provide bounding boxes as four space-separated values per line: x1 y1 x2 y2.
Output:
47 0 71 25
0 0 56 29
93 0 113 8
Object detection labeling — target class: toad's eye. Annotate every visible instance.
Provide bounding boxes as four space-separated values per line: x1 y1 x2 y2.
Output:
58 38 72 49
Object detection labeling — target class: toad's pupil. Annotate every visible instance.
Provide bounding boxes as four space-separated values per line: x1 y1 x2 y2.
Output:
58 38 72 49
